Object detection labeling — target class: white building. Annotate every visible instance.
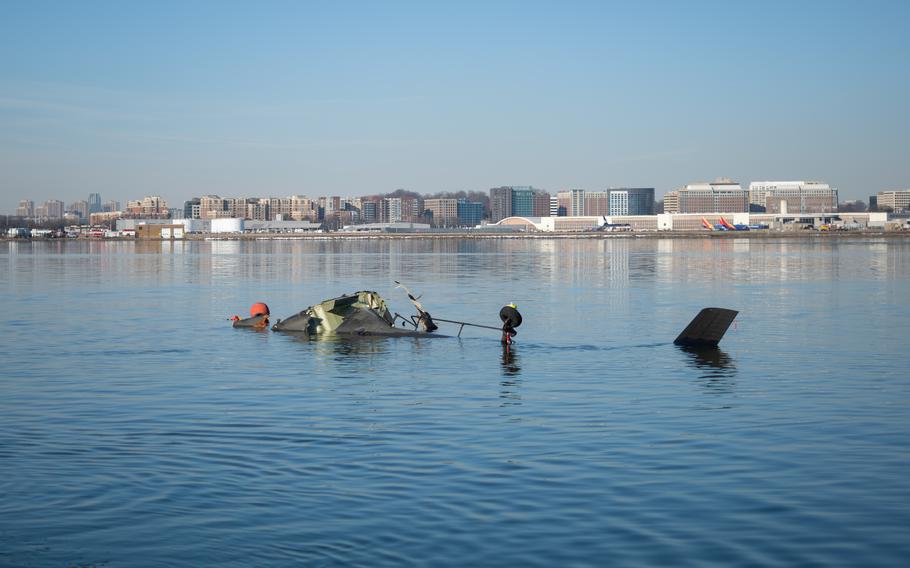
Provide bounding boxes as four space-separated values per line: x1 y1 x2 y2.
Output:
117 218 174 231
672 179 749 213
341 222 430 232
177 218 207 233
748 181 838 213
245 220 322 233
16 200 34 217
384 198 402 223
210 218 245 233
494 212 887 232
876 189 910 211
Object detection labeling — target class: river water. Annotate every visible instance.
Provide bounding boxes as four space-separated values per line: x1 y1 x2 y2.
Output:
2 237 909 567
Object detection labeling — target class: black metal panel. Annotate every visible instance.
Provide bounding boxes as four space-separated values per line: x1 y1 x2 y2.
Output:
673 308 739 347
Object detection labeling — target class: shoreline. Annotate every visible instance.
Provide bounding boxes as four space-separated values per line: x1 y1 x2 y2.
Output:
4 230 910 242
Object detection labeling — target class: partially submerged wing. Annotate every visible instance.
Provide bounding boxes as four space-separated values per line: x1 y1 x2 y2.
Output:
674 308 738 347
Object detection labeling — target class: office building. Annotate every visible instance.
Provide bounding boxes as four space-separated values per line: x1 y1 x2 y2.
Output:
585 191 610 216
198 195 226 219
383 197 402 223
673 179 748 213
570 189 585 216
342 197 362 212
457 200 484 226
266 197 288 220
34 200 64 219
183 198 201 219
68 200 90 220
608 188 654 216
489 186 513 223
361 200 379 223
749 181 838 214
400 197 424 222
663 191 680 214
325 196 342 216
246 199 270 221
424 198 459 226
876 189 910 211
532 191 551 217
16 200 34 217
554 190 586 216
89 211 122 225
555 192 571 216
552 189 621 216
510 187 536 217
126 196 170 218
489 186 549 221
289 196 315 221
88 193 102 214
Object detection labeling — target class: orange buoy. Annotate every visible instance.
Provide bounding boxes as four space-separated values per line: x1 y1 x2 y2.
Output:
250 302 270 317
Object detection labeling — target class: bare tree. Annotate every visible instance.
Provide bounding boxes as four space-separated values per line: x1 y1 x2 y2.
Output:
838 200 867 212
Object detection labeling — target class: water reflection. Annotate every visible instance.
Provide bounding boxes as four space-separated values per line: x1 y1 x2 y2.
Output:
283 333 392 358
5 238 910 567
679 346 737 394
500 345 522 408
501 345 521 376
500 379 522 406
232 325 270 335
134 240 167 254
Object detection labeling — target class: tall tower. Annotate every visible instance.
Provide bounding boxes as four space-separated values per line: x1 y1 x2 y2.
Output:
17 200 34 217
489 186 513 223
88 193 102 214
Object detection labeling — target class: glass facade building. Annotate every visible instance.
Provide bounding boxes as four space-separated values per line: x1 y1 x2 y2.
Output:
489 186 549 221
88 193 102 214
457 200 484 226
608 188 654 216
510 187 534 217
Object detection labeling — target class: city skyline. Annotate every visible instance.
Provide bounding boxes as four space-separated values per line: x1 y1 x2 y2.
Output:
17 182 881 227
2 1 908 212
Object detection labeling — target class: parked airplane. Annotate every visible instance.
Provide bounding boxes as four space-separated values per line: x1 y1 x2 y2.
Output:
702 217 731 230
719 217 751 231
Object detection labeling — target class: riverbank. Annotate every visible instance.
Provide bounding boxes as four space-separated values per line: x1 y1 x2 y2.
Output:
4 229 910 242
192 230 909 241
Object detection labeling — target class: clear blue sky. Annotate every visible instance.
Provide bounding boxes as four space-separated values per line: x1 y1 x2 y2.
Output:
1 0 908 210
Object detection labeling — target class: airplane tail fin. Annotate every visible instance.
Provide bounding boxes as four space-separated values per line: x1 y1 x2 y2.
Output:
674 308 738 347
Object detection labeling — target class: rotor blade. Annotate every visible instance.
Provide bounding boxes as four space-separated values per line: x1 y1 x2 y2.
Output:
394 280 427 313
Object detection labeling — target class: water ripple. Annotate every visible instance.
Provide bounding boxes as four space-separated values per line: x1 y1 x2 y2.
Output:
2 238 910 567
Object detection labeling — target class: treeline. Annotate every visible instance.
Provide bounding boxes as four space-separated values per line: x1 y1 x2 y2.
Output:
370 188 490 206
366 189 491 216
424 190 490 210
0 216 68 231
838 201 867 212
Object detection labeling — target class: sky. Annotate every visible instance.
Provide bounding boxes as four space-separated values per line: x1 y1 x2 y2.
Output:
1 0 908 212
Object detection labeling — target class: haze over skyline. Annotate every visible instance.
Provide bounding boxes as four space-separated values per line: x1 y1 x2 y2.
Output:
2 0 908 212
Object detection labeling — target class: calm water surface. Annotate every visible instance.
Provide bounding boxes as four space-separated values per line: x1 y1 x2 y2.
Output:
2 237 909 567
